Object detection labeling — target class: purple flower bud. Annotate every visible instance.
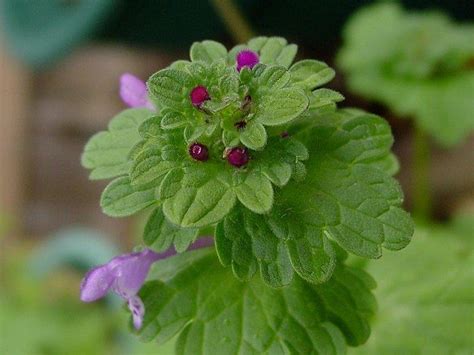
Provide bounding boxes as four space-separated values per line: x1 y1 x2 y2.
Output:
119 73 154 110
189 143 209 161
190 85 210 107
236 50 260 72
227 147 249 168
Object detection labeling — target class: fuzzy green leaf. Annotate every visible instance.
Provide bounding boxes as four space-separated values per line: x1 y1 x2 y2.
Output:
234 171 274 214
248 37 298 68
239 121 267 150
161 111 187 129
144 208 198 253
138 250 376 353
147 69 193 109
190 40 227 63
350 221 474 354
256 65 291 89
257 88 309 126
100 176 156 217
81 109 151 180
288 109 414 258
130 147 176 187
161 167 236 228
290 59 336 90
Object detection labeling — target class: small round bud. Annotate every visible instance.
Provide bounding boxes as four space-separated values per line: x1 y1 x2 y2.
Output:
236 50 259 72
227 147 249 168
190 86 210 107
189 143 209 161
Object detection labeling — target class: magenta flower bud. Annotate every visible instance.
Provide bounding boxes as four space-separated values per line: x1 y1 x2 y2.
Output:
189 143 209 161
236 50 260 71
190 85 210 107
227 147 249 168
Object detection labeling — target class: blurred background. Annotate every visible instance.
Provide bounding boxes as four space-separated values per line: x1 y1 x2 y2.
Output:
0 1 472 354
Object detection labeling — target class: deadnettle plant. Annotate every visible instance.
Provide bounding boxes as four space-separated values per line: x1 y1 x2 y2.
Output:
81 37 414 353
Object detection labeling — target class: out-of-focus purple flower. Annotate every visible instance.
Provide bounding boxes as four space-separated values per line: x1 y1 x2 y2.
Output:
236 50 260 71
119 73 154 110
80 238 214 329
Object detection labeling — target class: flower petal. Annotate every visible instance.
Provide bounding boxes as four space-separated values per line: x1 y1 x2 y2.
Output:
119 73 153 109
80 264 115 302
112 249 160 298
128 295 145 330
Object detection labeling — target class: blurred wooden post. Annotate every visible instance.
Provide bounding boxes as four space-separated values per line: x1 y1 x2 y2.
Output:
0 42 30 235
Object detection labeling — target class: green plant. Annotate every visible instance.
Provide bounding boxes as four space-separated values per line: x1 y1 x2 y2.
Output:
81 37 414 353
337 3 474 220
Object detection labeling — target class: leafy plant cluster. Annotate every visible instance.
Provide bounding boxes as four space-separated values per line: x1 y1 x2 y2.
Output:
337 3 474 146
82 36 414 353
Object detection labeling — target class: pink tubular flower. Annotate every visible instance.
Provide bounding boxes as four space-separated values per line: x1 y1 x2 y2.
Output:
119 73 154 110
236 50 260 71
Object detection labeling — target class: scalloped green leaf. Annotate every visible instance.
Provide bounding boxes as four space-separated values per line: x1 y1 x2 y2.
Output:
138 250 376 353
130 147 176 187
147 69 193 109
144 208 198 253
290 59 336 90
256 65 291 89
239 121 267 150
257 88 309 126
100 176 156 217
81 108 151 180
190 40 227 63
234 171 273 214
287 109 414 258
161 167 237 228
248 37 298 68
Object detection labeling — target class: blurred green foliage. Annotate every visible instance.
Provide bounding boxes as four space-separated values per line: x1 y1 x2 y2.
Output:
338 3 474 146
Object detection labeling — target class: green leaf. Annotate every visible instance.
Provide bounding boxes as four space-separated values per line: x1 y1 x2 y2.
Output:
147 69 192 109
138 250 376 353
257 88 309 126
81 109 151 180
144 208 198 253
239 121 267 150
287 109 414 258
161 167 237 228
290 59 336 90
350 222 474 354
256 65 291 89
161 111 187 129
216 204 338 286
234 171 274 214
100 176 156 217
260 161 292 187
248 37 297 68
130 147 176 187
190 40 227 63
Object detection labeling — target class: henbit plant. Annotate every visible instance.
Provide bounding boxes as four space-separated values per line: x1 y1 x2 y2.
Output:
337 3 474 220
81 36 414 354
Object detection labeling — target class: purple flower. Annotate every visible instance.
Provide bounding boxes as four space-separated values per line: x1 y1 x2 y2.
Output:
80 238 214 329
119 73 154 110
190 85 210 107
80 248 160 329
236 50 260 71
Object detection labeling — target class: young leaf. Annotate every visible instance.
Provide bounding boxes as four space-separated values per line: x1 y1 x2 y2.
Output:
100 176 156 217
290 59 336 90
350 222 474 354
147 69 192 109
256 87 309 126
144 208 198 253
130 147 176 187
234 171 274 214
248 37 298 68
239 121 267 150
138 250 376 354
81 108 151 180
190 40 227 63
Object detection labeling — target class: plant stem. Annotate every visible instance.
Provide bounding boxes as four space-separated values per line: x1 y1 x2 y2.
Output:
209 0 255 43
412 124 432 221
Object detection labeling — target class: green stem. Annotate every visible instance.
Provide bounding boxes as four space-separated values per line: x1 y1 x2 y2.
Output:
412 124 432 221
209 0 255 43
